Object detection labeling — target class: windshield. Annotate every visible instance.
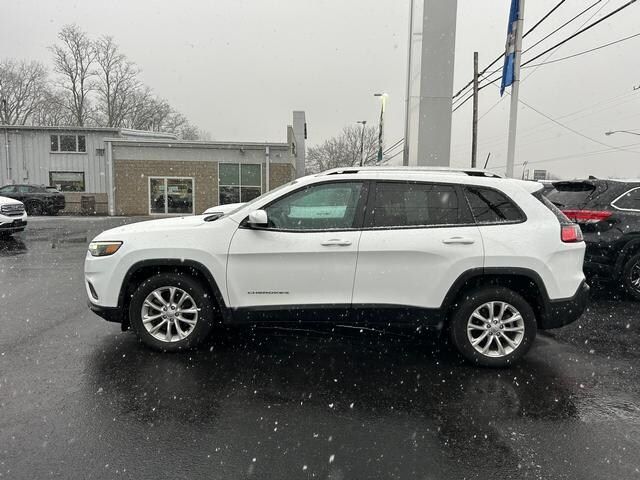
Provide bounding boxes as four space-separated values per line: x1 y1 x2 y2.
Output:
224 180 298 216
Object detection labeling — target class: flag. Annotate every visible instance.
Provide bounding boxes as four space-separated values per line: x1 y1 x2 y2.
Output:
501 0 520 96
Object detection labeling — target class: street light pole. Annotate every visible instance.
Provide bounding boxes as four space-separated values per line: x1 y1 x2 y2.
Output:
356 120 367 167
374 93 388 163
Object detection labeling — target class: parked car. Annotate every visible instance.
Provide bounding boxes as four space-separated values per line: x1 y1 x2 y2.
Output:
545 178 640 300
0 196 28 237
85 167 588 367
0 184 65 215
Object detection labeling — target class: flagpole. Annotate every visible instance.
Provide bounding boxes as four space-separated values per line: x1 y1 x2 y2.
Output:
506 0 525 178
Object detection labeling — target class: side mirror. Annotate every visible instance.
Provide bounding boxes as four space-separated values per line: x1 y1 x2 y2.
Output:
247 209 268 227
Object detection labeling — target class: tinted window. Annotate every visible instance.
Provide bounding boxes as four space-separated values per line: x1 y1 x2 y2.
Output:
371 182 460 227
0 185 16 194
613 187 640 211
465 187 524 223
546 182 595 207
264 182 363 230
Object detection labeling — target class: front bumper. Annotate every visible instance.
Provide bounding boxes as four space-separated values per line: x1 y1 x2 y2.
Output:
88 301 125 324
0 216 27 232
538 280 590 330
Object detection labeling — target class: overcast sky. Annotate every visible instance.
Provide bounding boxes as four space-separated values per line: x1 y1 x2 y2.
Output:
1 0 639 178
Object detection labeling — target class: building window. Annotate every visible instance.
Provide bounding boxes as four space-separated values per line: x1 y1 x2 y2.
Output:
95 148 105 156
50 134 87 153
149 177 194 215
49 171 85 192
219 163 262 205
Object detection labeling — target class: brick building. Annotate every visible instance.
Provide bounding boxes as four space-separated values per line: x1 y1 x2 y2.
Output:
105 111 306 216
0 111 306 216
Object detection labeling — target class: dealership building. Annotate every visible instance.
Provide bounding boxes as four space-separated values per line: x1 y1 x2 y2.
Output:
0 111 306 215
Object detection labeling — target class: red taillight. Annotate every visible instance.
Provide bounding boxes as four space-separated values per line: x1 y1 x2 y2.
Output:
561 209 612 224
561 224 584 243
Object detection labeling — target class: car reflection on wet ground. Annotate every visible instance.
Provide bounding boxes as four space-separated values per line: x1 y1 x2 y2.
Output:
1 217 639 479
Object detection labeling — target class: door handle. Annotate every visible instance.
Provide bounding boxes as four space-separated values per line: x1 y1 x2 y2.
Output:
442 237 476 245
321 239 352 247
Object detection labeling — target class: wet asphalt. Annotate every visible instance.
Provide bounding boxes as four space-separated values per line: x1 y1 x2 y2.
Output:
0 217 639 480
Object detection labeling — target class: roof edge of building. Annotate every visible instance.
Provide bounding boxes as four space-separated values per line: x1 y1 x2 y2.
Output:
105 138 290 149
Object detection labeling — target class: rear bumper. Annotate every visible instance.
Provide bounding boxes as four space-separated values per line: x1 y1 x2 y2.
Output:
539 280 590 330
88 301 125 324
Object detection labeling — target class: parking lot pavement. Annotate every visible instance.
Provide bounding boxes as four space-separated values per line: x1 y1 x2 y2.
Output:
1 217 639 479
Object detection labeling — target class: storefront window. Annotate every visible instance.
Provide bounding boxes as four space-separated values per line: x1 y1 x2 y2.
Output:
49 171 85 192
219 163 262 204
149 177 193 215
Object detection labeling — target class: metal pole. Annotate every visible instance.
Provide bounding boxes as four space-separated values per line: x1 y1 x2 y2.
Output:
471 51 479 168
403 0 415 166
375 94 387 163
265 146 270 192
506 0 525 178
358 121 367 166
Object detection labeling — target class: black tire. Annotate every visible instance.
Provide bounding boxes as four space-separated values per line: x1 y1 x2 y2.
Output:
129 273 216 352
25 201 44 216
449 287 537 368
621 253 640 301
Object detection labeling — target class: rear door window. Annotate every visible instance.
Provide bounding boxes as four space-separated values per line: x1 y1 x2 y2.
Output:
464 186 524 224
612 187 640 211
546 182 596 208
370 182 463 228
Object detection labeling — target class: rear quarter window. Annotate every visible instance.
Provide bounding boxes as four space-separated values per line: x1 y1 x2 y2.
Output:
464 186 525 224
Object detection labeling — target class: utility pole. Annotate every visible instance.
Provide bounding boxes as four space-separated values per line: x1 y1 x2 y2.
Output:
471 51 479 168
357 120 367 166
506 0 525 178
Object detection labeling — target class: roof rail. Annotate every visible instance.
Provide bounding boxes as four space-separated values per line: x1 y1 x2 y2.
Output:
320 166 502 178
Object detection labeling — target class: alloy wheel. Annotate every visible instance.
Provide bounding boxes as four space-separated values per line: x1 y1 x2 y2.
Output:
630 260 640 293
141 286 199 343
466 301 525 358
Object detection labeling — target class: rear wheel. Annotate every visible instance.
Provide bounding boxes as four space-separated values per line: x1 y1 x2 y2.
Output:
622 253 640 301
449 287 537 367
25 201 44 216
129 273 216 351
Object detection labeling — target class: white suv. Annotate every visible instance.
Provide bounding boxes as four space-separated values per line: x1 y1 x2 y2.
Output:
85 167 589 367
0 196 28 236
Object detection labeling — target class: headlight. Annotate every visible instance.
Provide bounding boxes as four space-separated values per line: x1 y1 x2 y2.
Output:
88 241 123 257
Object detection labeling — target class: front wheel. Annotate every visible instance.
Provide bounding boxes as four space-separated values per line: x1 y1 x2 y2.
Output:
129 273 216 352
449 287 537 367
621 253 640 301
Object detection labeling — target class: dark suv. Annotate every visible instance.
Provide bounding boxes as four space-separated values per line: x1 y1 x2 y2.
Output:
545 179 640 300
0 184 66 215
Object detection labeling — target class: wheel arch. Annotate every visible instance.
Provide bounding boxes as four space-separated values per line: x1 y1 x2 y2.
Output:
118 259 230 328
441 267 551 328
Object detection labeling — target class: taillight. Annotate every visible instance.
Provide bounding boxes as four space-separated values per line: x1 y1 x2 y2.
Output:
561 224 584 243
561 209 612 224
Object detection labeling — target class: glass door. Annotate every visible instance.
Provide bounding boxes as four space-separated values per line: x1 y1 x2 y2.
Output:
149 178 194 215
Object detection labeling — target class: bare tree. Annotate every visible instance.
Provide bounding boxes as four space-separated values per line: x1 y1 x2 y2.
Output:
307 125 379 173
0 59 49 125
31 89 73 126
50 24 96 126
94 35 140 127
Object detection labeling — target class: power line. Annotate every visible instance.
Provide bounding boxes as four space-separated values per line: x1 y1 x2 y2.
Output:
522 0 603 56
453 0 616 120
473 0 612 121
451 0 571 101
523 0 569 39
521 0 638 68
522 31 640 68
